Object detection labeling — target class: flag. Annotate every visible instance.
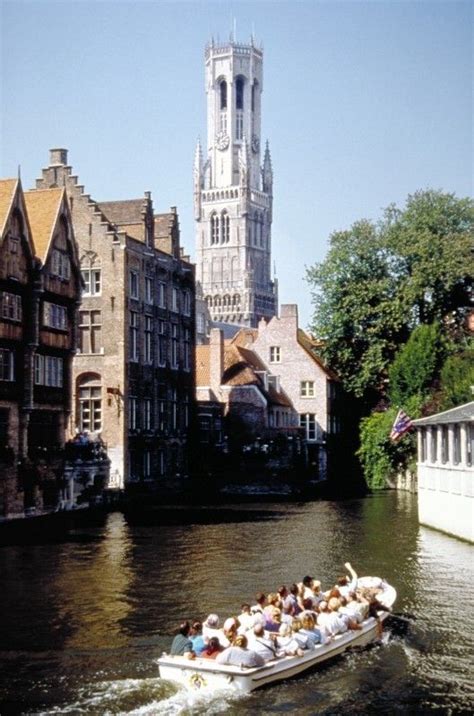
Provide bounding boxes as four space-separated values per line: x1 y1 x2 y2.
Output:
390 409 413 442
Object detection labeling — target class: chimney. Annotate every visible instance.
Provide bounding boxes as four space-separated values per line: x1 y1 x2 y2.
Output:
49 148 68 166
210 328 224 396
280 304 298 334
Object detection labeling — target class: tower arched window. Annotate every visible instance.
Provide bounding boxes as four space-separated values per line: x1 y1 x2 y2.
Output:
220 80 227 109
236 77 244 110
210 213 219 245
221 211 230 243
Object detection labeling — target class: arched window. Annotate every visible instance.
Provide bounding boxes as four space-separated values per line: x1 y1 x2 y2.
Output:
210 213 219 245
221 211 230 243
236 77 244 110
220 80 227 109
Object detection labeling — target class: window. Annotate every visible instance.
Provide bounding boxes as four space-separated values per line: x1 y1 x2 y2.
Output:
145 276 153 304
171 388 178 430
453 424 461 465
0 349 14 381
158 384 166 431
220 79 227 109
51 249 70 280
158 320 167 366
171 324 178 368
441 425 449 464
129 311 139 361
183 327 191 371
211 213 219 245
301 381 315 398
172 287 179 312
183 394 189 429
144 315 153 363
236 112 243 140
420 428 427 462
79 310 102 354
182 290 191 316
430 426 438 463
43 302 67 330
34 354 63 387
269 346 281 363
157 282 166 307
81 268 101 296
0 292 22 321
143 398 152 430
467 423 473 467
129 270 139 299
143 450 152 479
79 383 102 432
129 397 138 430
221 211 230 243
300 413 317 441
236 76 244 110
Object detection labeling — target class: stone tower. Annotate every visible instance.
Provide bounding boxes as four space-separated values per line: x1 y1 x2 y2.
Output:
194 37 278 328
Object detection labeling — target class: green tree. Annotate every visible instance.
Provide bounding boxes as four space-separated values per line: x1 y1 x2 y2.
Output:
438 350 474 410
307 190 473 405
388 323 445 406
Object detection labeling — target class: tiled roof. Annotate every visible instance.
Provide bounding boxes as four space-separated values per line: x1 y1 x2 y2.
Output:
0 179 18 236
99 199 145 226
412 401 474 426
297 328 339 380
195 344 211 386
231 327 258 347
24 188 64 261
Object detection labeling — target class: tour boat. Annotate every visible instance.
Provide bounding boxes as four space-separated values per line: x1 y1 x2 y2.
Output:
157 577 396 693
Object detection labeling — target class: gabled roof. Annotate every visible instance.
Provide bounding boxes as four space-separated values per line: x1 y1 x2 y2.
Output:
99 199 146 226
0 179 18 237
24 188 64 261
231 327 258 347
297 328 339 381
412 401 474 426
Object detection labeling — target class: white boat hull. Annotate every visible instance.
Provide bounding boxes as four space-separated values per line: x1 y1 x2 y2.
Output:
158 580 396 694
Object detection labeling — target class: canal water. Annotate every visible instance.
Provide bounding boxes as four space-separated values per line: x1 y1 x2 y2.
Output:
0 492 473 714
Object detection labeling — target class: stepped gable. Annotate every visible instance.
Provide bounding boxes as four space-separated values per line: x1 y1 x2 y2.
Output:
154 209 179 258
23 187 64 261
0 179 18 236
297 328 339 381
99 199 147 242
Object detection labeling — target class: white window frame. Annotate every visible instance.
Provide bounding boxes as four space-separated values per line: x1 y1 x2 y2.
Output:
129 270 139 299
129 396 138 430
269 346 281 363
300 413 317 441
81 268 101 296
300 380 315 398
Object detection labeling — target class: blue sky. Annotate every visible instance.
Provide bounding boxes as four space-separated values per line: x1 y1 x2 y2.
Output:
1 0 472 328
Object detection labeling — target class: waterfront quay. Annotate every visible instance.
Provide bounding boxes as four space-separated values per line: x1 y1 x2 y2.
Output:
0 492 473 714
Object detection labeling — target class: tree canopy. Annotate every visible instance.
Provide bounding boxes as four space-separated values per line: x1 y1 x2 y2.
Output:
307 190 473 404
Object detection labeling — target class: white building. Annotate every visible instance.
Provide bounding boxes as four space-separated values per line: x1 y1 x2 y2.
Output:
194 38 278 328
413 402 474 542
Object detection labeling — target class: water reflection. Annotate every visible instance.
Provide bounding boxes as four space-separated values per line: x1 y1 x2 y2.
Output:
0 493 473 714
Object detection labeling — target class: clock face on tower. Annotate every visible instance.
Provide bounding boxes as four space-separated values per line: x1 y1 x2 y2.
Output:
216 130 230 151
251 135 260 154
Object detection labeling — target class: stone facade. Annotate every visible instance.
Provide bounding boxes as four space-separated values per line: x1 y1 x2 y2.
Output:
194 39 277 328
0 177 81 516
35 150 195 492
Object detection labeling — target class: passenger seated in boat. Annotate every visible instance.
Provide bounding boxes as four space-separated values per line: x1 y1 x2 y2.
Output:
300 598 318 618
238 603 255 632
300 575 316 602
170 621 195 658
189 621 206 655
250 592 267 615
311 580 324 606
263 593 282 618
202 636 224 659
202 614 230 648
290 618 314 650
336 562 358 598
278 623 305 656
223 617 240 644
216 634 265 668
299 614 325 645
265 607 282 633
247 622 283 661
327 597 361 633
340 593 368 623
281 601 294 625
282 584 299 615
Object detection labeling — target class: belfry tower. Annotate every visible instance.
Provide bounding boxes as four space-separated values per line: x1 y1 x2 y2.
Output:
194 37 277 327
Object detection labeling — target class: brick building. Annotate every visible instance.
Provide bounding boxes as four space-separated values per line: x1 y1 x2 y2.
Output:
0 177 81 516
35 149 195 492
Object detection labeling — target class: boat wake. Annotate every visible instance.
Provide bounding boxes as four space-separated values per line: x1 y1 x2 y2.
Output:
41 676 245 715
